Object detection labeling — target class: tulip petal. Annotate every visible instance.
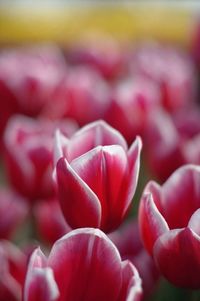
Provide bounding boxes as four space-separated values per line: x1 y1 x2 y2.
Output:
153 228 200 288
122 136 142 214
71 145 128 231
56 158 101 228
139 193 169 255
119 260 142 301
48 228 123 301
162 165 200 229
188 209 200 236
67 120 128 161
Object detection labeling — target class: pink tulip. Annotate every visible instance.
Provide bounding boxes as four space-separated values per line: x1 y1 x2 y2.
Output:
4 115 77 201
130 42 197 112
139 164 200 288
0 188 28 239
23 228 142 301
54 121 142 232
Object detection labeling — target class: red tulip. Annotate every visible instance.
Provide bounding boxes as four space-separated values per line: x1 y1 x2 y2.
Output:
105 77 160 143
0 240 27 301
110 220 160 298
0 45 67 117
0 188 28 239
23 228 142 301
34 198 71 244
3 115 77 201
45 66 110 125
139 164 200 288
144 107 200 181
130 42 197 112
54 121 142 232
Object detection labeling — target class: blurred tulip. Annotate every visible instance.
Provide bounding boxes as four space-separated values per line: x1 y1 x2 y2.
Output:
3 115 77 202
130 42 197 112
34 198 71 245
66 35 126 80
0 188 28 239
144 107 200 181
0 240 27 301
54 121 142 232
23 228 142 301
110 219 160 298
139 165 200 288
0 45 67 117
105 76 160 143
44 66 110 125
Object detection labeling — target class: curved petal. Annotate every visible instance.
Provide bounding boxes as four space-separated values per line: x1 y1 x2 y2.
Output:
71 145 128 232
153 228 200 289
119 260 142 301
188 208 200 237
162 164 200 229
53 129 69 167
56 158 101 228
139 193 169 255
48 228 123 301
67 120 128 162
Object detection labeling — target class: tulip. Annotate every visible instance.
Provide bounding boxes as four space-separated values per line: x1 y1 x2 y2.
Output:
130 42 197 112
3 115 77 201
110 219 160 298
105 76 160 144
139 164 200 288
144 107 200 181
0 240 27 301
54 121 142 232
46 66 110 125
23 228 142 301
0 188 28 239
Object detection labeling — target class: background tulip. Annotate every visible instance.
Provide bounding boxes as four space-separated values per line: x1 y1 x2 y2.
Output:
139 165 200 289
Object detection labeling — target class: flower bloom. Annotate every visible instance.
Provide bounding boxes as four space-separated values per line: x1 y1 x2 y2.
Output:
3 115 77 202
139 164 200 288
130 42 197 112
0 188 28 239
54 121 142 232
23 228 142 301
0 240 27 301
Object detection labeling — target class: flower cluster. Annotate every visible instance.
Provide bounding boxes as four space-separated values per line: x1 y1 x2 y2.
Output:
0 36 200 301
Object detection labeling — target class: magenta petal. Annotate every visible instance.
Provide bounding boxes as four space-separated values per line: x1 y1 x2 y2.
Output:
139 193 169 255
123 136 142 214
71 145 128 231
188 209 200 236
48 228 123 301
119 260 142 301
56 158 101 228
162 165 200 228
153 228 200 288
67 120 128 162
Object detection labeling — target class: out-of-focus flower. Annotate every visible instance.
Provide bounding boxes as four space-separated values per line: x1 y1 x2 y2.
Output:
110 219 160 298
0 188 28 239
0 45 67 117
144 107 200 182
44 66 110 125
54 121 142 232
34 198 71 245
23 228 142 301
0 240 27 301
139 165 200 288
3 115 77 202
105 76 160 143
66 36 126 80
130 42 197 112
